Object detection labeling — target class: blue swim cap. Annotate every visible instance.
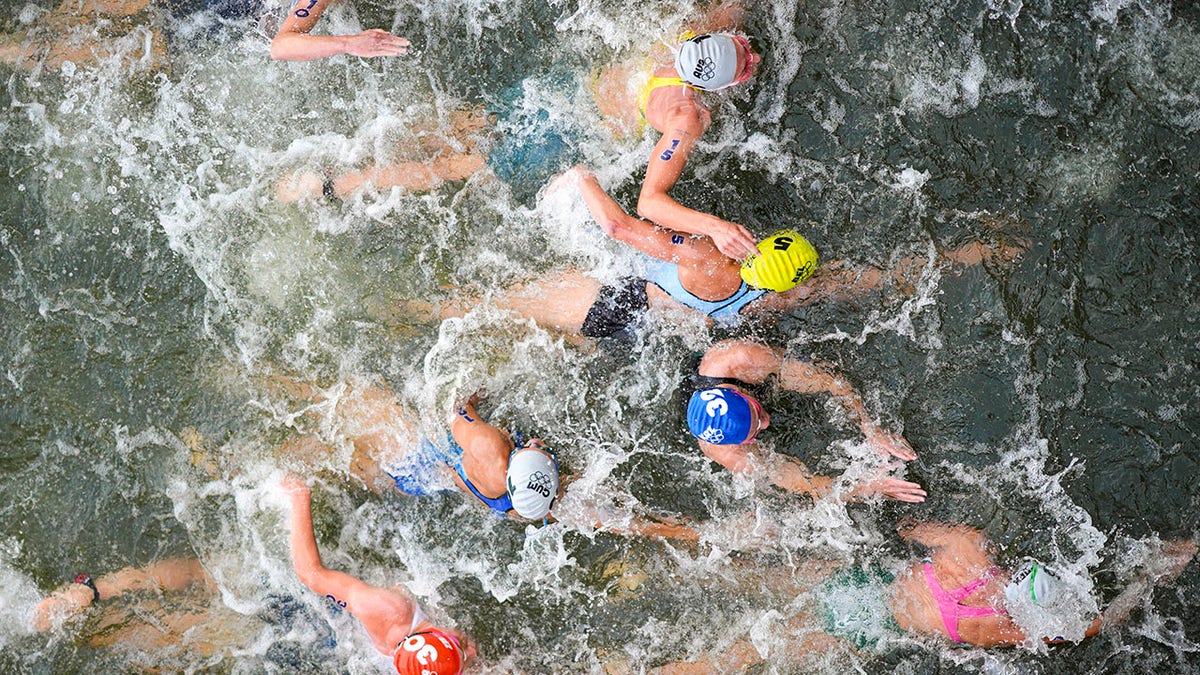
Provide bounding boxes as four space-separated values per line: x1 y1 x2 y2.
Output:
687 388 753 445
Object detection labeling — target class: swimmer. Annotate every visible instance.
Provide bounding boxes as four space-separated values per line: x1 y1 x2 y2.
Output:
283 474 476 674
275 0 761 213
624 524 1199 672
593 0 763 259
419 167 1027 340
270 0 410 62
31 557 276 668
0 0 166 70
685 338 926 502
33 558 219 633
273 110 488 203
276 381 561 522
274 378 696 539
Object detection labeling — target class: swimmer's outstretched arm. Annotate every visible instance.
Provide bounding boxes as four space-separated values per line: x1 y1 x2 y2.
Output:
697 439 831 496
779 357 916 461
580 507 702 542
690 0 750 33
695 441 925 502
32 558 213 632
271 0 410 61
283 475 417 649
699 339 916 460
1093 539 1197 633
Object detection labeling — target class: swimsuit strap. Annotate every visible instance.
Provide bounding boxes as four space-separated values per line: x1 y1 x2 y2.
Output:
946 576 989 603
456 467 514 515
947 565 1002 601
637 76 693 124
922 562 1000 643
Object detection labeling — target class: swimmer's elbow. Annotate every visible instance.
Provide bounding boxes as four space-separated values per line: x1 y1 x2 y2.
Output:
635 191 666 222
291 560 316 586
269 34 307 61
292 562 330 593
269 39 289 61
290 552 329 590
597 216 624 238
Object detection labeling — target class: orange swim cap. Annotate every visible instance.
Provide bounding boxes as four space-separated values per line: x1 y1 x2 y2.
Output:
394 629 464 675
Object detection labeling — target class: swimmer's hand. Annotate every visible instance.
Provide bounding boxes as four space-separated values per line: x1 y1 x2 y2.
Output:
281 473 312 501
344 30 410 58
853 476 927 503
712 220 758 260
32 585 94 632
863 426 917 461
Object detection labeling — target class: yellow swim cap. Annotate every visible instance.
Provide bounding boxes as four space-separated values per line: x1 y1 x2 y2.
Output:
739 229 819 292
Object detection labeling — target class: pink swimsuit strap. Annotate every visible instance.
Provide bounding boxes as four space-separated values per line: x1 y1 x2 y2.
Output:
923 562 1000 642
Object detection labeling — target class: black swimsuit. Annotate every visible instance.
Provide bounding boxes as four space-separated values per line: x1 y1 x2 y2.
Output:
580 278 650 338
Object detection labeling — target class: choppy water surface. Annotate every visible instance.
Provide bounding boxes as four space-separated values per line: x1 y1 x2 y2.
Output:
1 0 1198 672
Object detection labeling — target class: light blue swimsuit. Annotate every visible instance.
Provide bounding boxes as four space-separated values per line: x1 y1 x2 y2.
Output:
642 258 766 325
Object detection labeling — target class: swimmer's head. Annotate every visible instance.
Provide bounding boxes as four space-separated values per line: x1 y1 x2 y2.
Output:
506 440 560 520
675 33 760 91
740 229 819 292
686 386 768 445
394 629 464 675
1002 561 1094 642
1004 562 1062 607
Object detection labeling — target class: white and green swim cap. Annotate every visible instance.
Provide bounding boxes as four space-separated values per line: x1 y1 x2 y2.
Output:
1004 562 1061 606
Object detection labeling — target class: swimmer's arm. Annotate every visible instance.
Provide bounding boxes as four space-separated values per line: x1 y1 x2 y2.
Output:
285 479 416 639
779 358 916 461
575 167 724 266
449 396 513 452
593 510 702 542
897 522 986 550
697 339 783 384
32 559 213 632
690 0 750 33
284 476 378 600
637 112 758 260
1090 540 1198 635
699 441 925 502
271 0 410 61
745 268 850 315
698 439 832 497
450 395 484 429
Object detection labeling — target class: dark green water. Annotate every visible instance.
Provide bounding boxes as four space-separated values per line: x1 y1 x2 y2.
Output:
1 0 1198 672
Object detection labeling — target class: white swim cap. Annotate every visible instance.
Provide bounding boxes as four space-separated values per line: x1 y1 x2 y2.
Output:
505 445 559 520
1004 562 1061 606
675 34 741 91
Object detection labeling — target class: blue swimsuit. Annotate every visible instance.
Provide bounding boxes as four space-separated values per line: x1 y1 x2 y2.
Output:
385 436 512 515
580 258 766 338
643 259 767 322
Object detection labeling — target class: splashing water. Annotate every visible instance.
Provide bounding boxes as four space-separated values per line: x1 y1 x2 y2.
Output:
1 0 1198 672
